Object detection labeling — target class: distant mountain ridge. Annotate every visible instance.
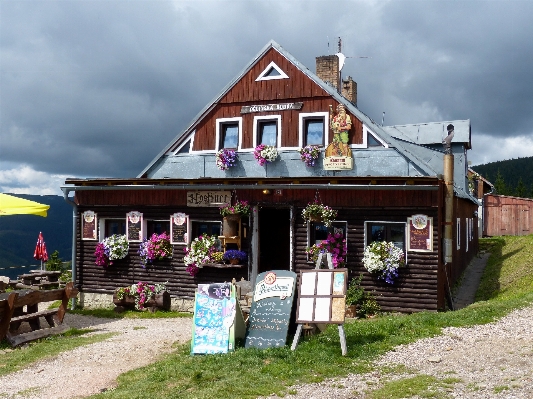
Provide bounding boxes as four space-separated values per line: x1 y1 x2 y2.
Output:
472 156 533 197
0 194 72 279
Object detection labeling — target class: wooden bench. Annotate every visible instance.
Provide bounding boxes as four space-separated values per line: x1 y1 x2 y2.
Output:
0 282 78 347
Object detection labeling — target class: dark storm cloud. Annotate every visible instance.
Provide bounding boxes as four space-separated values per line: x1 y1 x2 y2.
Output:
1 0 533 194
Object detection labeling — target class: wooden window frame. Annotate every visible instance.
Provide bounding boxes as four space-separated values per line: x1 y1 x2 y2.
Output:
215 117 243 151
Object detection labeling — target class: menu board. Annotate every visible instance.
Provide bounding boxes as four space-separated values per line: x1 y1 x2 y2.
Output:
296 269 347 324
245 270 297 349
171 213 188 244
191 283 246 355
126 211 143 242
407 214 433 252
81 211 97 240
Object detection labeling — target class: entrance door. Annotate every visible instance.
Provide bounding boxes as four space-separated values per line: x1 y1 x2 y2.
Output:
258 207 291 274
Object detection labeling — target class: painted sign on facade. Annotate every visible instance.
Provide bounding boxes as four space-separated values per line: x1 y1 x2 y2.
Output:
407 214 433 252
187 191 232 207
240 102 303 114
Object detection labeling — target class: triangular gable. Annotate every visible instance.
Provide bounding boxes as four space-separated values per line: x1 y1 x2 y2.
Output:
255 61 289 81
138 40 447 179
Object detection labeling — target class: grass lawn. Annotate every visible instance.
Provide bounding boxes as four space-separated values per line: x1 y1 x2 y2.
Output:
2 235 532 399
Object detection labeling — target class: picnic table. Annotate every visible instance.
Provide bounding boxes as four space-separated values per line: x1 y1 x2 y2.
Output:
0 282 78 346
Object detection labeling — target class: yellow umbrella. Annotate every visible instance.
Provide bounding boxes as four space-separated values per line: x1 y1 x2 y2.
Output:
0 193 50 217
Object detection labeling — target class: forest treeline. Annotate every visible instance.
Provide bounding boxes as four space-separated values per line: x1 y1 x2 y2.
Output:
472 156 533 198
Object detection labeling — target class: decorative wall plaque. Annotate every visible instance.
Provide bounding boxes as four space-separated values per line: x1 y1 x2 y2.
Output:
81 211 97 240
407 214 433 252
126 211 143 242
171 212 188 244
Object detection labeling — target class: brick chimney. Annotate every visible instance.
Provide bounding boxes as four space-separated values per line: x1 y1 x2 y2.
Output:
342 76 357 105
316 55 339 90
316 55 357 105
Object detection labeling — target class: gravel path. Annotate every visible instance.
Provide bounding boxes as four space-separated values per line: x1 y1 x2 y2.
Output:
0 313 192 399
2 306 533 399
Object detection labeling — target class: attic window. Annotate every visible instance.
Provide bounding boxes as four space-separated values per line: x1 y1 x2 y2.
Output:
368 133 384 147
256 61 289 81
177 141 190 154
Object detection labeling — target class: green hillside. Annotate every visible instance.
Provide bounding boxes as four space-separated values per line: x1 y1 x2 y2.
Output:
0 194 72 278
472 156 533 197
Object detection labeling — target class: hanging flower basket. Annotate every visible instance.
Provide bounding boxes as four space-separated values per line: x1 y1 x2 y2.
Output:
219 200 251 218
298 145 321 167
362 241 406 284
138 232 173 268
302 201 337 227
95 234 129 267
254 144 278 166
215 148 238 171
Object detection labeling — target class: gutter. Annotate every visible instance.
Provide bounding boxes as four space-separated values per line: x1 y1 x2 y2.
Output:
62 189 78 310
61 183 439 194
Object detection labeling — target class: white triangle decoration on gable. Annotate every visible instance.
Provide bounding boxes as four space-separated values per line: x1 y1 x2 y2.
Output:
255 61 289 81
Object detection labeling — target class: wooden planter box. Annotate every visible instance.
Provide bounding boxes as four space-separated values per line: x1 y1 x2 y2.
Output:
112 291 171 311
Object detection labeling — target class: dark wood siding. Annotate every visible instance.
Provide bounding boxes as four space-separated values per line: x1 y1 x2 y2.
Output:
192 48 363 151
74 186 448 312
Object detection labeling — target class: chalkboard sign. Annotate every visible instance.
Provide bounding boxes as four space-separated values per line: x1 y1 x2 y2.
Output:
245 270 297 349
407 215 433 252
191 283 246 355
126 211 143 242
81 211 97 240
171 213 188 244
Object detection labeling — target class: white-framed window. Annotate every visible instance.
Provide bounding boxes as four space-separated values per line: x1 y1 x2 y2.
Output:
216 117 242 151
189 220 222 244
364 221 406 251
98 218 126 240
352 124 388 149
253 115 281 148
255 61 289 81
170 131 194 155
299 112 328 148
456 218 461 250
307 221 347 262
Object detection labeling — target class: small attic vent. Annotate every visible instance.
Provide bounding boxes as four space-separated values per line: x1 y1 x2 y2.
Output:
256 61 289 81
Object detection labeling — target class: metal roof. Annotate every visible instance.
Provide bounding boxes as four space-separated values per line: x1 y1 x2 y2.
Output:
383 120 471 149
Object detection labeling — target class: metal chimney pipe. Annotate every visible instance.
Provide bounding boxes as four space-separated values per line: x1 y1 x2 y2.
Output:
443 152 454 264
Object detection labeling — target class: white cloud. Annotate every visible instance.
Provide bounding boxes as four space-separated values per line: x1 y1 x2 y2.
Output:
0 165 70 196
470 134 533 166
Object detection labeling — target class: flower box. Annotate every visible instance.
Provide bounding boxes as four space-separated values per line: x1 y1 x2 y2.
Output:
113 291 170 311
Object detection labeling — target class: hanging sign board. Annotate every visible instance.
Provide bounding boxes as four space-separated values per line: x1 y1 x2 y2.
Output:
171 212 188 244
187 191 231 207
407 214 433 252
126 211 143 242
296 269 348 324
191 283 246 355
245 270 297 349
81 211 97 240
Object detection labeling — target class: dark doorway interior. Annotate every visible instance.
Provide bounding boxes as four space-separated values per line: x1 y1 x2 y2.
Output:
258 207 291 274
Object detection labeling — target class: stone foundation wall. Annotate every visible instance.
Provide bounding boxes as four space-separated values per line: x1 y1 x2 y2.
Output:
78 292 194 313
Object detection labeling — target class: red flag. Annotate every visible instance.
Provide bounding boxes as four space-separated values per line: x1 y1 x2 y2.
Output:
34 231 48 262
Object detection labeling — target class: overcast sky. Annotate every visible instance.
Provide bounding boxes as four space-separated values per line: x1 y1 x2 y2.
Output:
2 0 533 196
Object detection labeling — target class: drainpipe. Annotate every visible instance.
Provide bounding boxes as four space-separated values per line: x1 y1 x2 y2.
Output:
62 188 78 310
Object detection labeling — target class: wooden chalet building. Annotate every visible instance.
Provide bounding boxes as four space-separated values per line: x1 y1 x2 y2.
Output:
63 41 479 313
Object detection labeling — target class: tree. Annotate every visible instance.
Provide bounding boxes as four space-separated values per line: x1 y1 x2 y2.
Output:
515 177 527 198
493 169 508 195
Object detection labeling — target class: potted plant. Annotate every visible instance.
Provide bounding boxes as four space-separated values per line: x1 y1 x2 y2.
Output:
222 249 247 265
254 144 278 166
138 232 173 268
215 148 238 171
302 200 338 227
298 145 321 167
94 234 129 267
219 200 251 226
345 274 365 317
362 241 406 284
306 232 347 268
183 235 219 276
114 281 169 310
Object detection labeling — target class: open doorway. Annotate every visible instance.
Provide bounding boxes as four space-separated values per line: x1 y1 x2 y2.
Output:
258 207 291 274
